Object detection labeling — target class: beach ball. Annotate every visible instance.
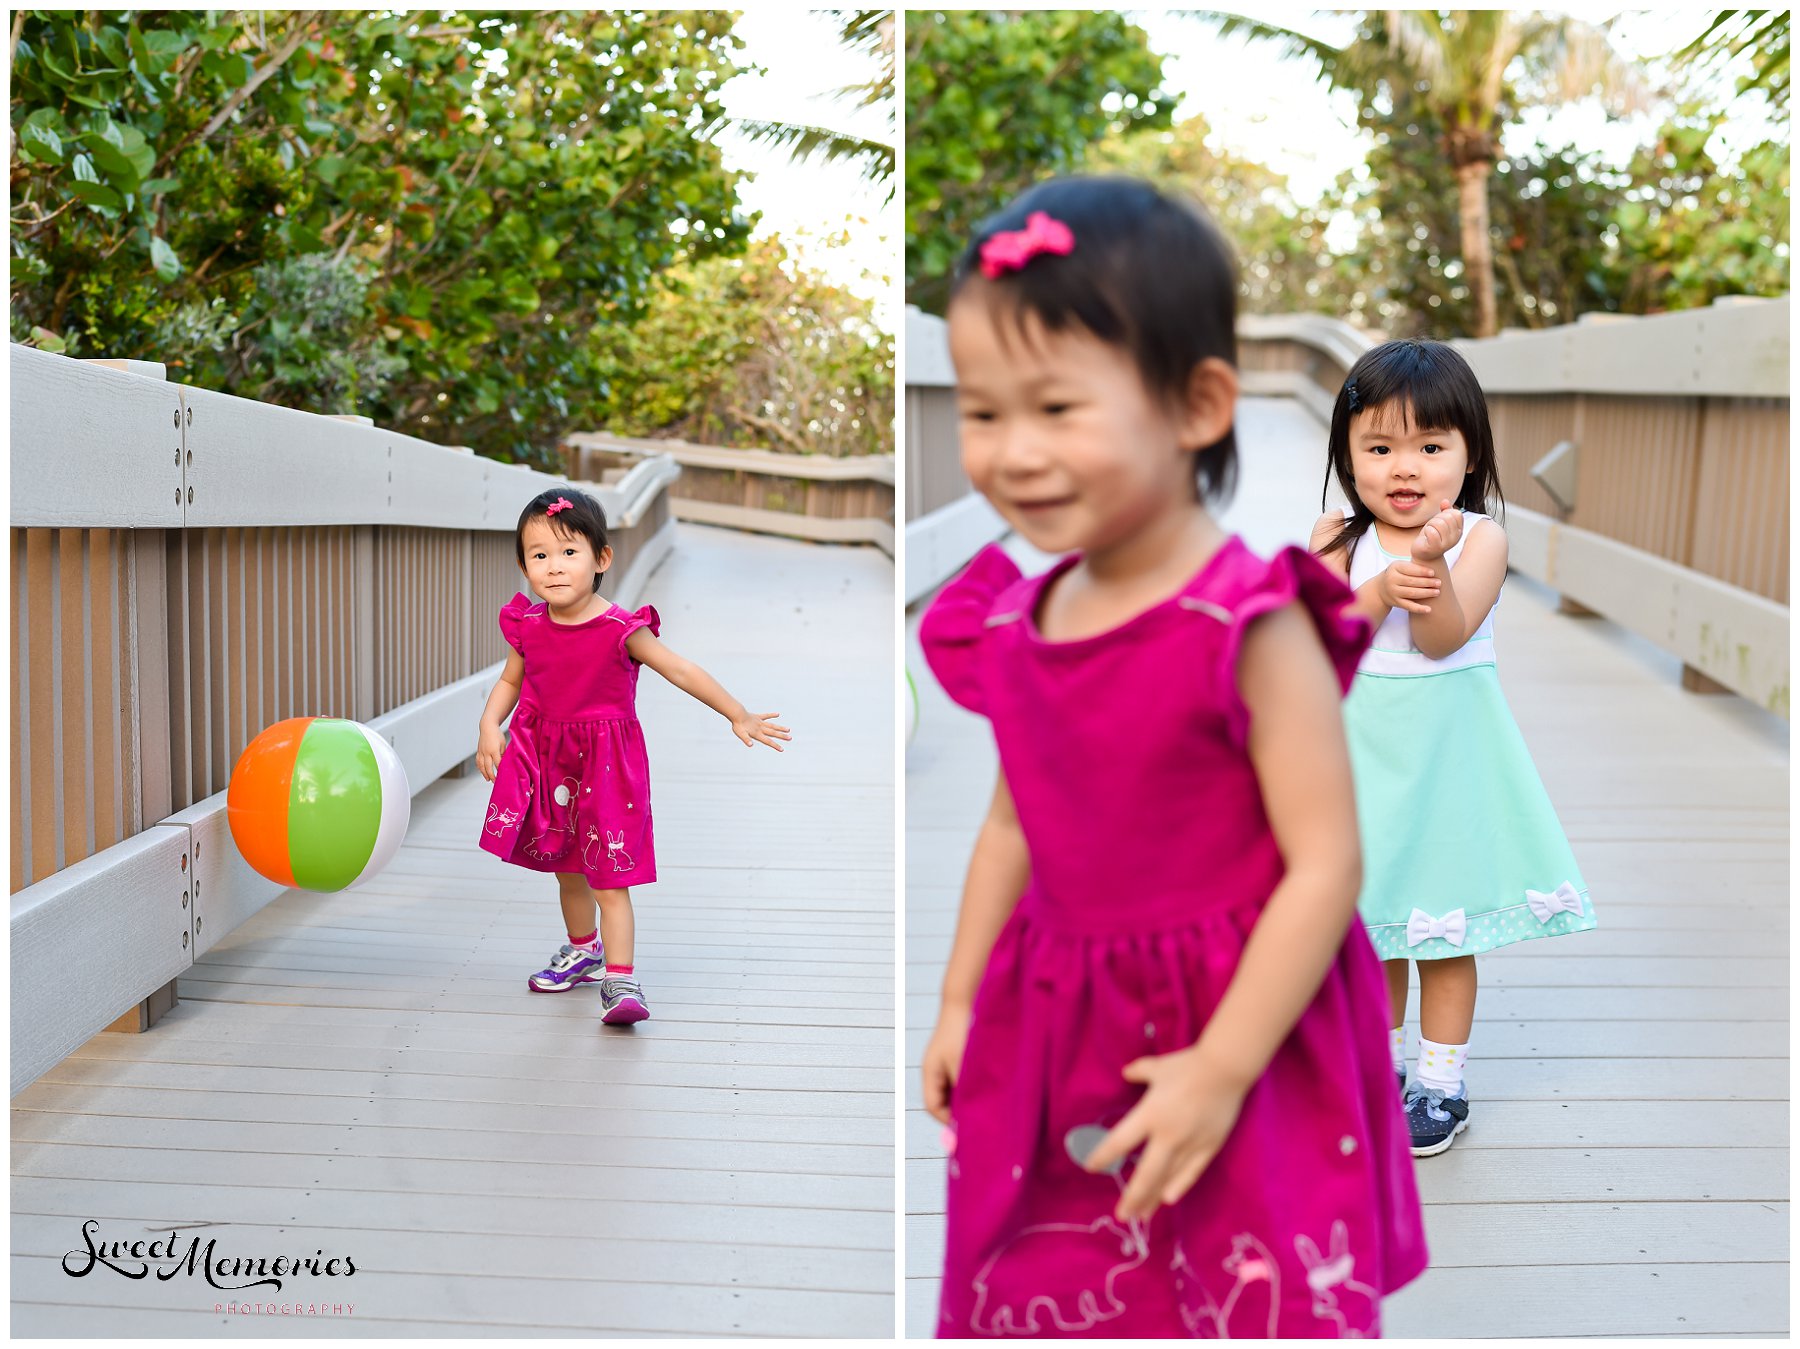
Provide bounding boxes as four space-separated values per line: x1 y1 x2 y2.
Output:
227 717 410 892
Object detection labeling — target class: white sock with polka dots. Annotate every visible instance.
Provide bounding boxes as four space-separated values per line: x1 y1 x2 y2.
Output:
1389 1026 1406 1074
1416 1037 1469 1095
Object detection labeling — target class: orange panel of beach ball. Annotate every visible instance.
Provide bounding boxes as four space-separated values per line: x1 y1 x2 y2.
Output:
226 717 410 892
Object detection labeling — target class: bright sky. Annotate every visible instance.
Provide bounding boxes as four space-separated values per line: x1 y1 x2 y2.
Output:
715 10 895 331
1133 8 1778 209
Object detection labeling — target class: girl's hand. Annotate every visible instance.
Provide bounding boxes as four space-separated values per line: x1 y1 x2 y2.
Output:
921 1003 972 1125
1377 559 1440 614
1082 1045 1250 1222
1411 501 1464 562
475 726 506 782
732 711 791 751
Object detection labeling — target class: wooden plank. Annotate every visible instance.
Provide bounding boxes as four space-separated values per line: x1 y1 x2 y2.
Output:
1385 1261 1786 1337
18 1084 892 1147
14 1141 890 1212
52 1034 891 1095
11 1111 889 1179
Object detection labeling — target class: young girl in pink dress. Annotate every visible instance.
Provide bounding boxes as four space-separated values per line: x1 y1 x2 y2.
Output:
476 488 790 1024
919 177 1428 1337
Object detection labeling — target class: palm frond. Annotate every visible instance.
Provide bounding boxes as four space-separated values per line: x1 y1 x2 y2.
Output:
734 117 895 187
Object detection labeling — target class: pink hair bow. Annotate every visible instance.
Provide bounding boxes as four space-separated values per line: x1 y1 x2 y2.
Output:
545 496 573 515
978 211 1075 279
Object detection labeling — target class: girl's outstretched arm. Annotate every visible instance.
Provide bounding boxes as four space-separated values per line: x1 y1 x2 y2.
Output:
475 648 525 782
921 769 1031 1125
626 629 792 750
1408 507 1508 660
1085 601 1362 1219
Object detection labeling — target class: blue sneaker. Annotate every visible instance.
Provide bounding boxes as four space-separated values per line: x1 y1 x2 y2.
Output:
1405 1082 1470 1156
528 943 605 992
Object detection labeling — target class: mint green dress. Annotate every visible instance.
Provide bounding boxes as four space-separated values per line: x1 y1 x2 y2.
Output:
1343 512 1596 960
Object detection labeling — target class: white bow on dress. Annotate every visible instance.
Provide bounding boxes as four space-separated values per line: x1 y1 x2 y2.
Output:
1405 907 1467 948
1525 881 1584 923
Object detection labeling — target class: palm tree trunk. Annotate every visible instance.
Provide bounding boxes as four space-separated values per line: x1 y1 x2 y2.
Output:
1455 159 1498 338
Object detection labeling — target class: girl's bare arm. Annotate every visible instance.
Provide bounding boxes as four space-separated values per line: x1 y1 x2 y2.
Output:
626 629 791 749
1409 520 1507 660
921 770 1031 1123
941 771 1031 1012
475 649 525 781
1191 602 1363 1086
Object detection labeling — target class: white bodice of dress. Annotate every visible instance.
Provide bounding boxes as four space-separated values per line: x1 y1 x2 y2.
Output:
1345 508 1498 676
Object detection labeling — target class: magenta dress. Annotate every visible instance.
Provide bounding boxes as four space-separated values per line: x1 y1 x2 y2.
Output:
920 540 1428 1339
478 593 659 888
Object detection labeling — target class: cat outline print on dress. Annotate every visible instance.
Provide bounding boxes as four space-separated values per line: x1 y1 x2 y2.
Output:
1171 1232 1281 1339
523 775 582 861
1294 1220 1378 1338
484 803 520 838
969 1147 1150 1335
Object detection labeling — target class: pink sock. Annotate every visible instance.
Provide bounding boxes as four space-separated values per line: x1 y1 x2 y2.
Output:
570 930 599 953
605 963 634 978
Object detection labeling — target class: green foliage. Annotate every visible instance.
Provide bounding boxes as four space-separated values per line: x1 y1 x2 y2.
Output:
12 10 755 464
1086 114 1341 315
1610 105 1790 312
590 233 894 456
905 10 1170 311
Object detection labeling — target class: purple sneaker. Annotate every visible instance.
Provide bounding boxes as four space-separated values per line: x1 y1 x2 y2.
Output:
528 943 604 993
599 975 649 1024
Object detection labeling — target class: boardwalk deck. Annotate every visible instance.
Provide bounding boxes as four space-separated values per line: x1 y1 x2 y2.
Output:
902 397 1789 1337
13 523 896 1337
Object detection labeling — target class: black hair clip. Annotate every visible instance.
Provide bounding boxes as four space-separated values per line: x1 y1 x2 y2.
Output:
1345 379 1362 413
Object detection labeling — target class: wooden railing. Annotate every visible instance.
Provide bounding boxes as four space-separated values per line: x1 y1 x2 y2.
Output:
906 300 1790 715
563 430 896 556
9 345 678 1091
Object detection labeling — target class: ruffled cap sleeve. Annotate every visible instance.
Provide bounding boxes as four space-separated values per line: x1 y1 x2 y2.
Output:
617 604 661 663
498 592 537 655
1219 546 1371 748
919 545 1023 716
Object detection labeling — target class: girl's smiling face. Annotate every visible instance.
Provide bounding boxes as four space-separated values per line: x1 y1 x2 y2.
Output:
520 517 611 611
948 296 1221 558
1348 401 1472 531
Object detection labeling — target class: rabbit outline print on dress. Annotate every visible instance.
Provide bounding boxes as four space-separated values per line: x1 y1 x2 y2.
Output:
604 829 635 872
1295 1220 1377 1338
523 775 582 861
485 804 520 838
1172 1232 1281 1339
970 1213 1150 1335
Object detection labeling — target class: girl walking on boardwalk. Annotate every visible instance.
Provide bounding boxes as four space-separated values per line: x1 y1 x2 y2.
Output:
1310 339 1596 1157
918 177 1426 1338
476 488 790 1024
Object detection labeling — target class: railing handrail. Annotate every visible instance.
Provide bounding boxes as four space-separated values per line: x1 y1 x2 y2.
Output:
563 429 897 484
9 344 631 531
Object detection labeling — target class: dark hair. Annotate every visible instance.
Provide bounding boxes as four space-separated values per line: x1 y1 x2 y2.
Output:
949 176 1240 504
1317 339 1503 560
515 487 611 593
